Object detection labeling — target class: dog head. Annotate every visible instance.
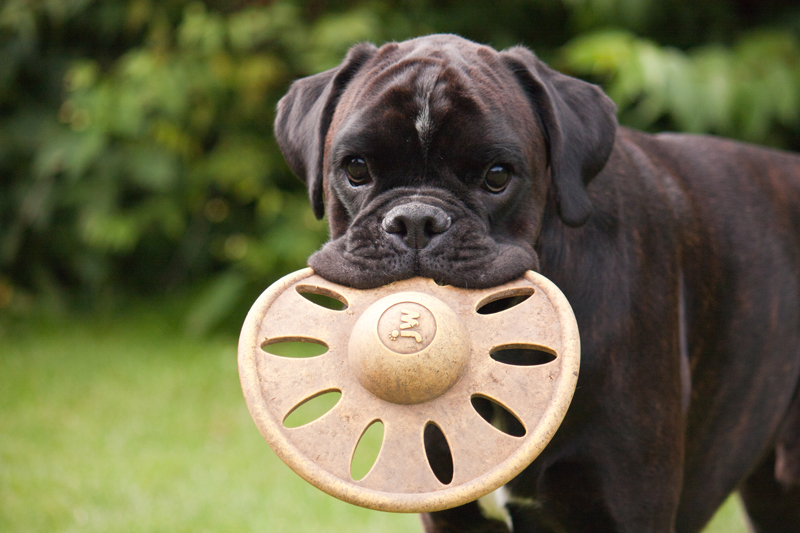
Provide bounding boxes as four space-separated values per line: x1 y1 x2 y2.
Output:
275 35 617 288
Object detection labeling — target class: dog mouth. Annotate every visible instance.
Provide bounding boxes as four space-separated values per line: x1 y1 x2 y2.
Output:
307 192 538 289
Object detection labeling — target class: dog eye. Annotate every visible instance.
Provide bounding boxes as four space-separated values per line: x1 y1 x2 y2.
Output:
483 165 512 193
344 157 371 185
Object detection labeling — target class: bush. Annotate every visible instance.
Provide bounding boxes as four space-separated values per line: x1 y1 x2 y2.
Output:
2 0 800 332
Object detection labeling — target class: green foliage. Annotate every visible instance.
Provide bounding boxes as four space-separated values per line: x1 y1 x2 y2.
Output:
2 0 800 332
561 29 800 143
1 0 334 330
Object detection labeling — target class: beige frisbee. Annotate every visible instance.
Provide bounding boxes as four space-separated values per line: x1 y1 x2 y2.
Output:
238 268 579 513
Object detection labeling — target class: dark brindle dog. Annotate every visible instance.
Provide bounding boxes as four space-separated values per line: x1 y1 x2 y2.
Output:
274 34 800 533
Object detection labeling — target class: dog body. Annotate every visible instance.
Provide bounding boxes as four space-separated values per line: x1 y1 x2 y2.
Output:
275 35 800 532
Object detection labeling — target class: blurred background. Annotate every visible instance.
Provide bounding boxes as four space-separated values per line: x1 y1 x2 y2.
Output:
3 0 799 531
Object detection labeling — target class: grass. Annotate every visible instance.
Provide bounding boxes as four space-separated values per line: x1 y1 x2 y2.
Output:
0 308 748 532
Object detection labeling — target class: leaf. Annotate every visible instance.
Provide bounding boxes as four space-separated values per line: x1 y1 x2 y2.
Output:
201 137 270 201
178 2 226 55
33 127 105 181
124 145 179 192
303 9 382 72
80 210 141 253
227 4 302 52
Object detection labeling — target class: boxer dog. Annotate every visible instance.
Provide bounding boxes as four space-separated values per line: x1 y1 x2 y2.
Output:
274 34 800 533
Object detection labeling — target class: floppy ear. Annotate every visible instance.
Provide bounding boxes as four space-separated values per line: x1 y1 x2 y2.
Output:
501 46 618 227
274 43 378 219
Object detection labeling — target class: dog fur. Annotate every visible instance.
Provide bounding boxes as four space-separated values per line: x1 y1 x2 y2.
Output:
274 34 800 533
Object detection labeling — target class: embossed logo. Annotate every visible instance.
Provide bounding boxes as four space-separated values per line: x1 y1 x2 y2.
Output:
388 309 422 342
378 302 436 354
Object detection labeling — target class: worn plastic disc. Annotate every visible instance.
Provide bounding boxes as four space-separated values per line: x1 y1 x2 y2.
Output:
238 268 579 513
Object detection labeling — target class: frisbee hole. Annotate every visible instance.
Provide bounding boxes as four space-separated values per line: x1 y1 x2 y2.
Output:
471 395 526 437
490 345 556 366
262 338 328 358
351 420 384 481
424 422 454 485
296 286 348 310
476 288 534 314
283 390 341 428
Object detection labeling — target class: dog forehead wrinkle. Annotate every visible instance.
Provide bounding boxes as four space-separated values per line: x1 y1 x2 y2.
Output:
359 56 437 102
330 111 371 161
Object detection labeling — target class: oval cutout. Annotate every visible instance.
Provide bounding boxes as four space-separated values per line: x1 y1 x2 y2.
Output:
296 285 348 310
476 288 534 315
262 338 328 358
471 395 526 437
424 422 454 485
283 390 341 428
490 345 556 366
350 420 384 481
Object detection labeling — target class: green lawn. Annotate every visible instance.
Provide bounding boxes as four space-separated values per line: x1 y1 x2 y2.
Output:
1 309 748 532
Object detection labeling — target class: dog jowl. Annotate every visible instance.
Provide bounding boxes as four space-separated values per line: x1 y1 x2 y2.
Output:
275 35 800 533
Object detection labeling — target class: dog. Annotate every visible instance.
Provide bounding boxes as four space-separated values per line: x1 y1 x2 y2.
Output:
274 34 800 533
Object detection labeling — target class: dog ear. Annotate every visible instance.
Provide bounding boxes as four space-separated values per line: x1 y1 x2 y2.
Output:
501 46 618 227
274 42 378 219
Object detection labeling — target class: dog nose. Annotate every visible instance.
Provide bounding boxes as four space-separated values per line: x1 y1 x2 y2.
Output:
381 203 452 249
